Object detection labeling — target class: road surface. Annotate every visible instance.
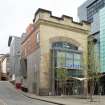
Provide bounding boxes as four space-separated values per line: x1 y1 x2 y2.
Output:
0 81 55 105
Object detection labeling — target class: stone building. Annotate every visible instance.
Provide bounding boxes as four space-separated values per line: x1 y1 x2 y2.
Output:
0 54 10 80
21 8 90 95
0 54 5 80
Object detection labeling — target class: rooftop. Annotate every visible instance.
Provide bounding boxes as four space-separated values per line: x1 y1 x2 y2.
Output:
33 8 90 27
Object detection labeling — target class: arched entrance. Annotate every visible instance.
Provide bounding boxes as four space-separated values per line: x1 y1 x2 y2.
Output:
50 41 84 95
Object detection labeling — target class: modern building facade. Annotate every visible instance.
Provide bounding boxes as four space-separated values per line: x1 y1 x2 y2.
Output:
100 7 105 72
78 0 105 45
8 36 21 82
78 0 105 51
78 0 105 94
21 8 90 96
78 0 105 46
78 0 105 23
99 7 105 94
78 0 105 72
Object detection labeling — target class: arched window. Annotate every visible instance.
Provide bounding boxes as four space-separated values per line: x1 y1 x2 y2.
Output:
52 42 78 50
52 41 82 71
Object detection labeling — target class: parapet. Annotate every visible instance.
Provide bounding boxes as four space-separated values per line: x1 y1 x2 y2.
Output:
33 8 90 31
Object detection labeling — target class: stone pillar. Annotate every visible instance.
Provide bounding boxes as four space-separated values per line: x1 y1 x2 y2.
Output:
39 51 50 96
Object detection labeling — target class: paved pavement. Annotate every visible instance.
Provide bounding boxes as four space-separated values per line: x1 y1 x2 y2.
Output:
0 81 55 105
21 89 105 105
1 81 105 105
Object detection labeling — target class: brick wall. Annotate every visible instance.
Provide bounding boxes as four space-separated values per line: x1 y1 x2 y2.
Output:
21 24 39 58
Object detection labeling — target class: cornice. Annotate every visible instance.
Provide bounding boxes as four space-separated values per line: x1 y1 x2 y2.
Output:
37 19 90 35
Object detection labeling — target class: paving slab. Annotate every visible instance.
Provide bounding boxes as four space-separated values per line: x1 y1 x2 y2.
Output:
19 90 105 105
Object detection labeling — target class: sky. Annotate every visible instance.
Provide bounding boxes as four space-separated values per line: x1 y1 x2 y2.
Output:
0 0 87 54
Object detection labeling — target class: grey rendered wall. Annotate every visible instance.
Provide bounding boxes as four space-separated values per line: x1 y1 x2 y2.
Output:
27 49 40 94
14 37 21 77
10 37 21 79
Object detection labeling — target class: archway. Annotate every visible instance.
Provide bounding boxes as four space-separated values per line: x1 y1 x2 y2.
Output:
50 38 84 96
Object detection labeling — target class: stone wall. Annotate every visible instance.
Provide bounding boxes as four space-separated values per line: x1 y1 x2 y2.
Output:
27 49 40 95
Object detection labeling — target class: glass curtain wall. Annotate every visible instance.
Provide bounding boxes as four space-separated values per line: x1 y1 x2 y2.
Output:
100 7 105 72
52 42 83 95
87 0 105 22
99 7 105 95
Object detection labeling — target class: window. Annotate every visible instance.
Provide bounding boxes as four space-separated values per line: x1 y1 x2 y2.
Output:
65 53 73 69
56 51 82 69
57 51 66 67
74 53 81 69
52 42 78 50
87 0 105 22
36 32 40 44
53 42 82 70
